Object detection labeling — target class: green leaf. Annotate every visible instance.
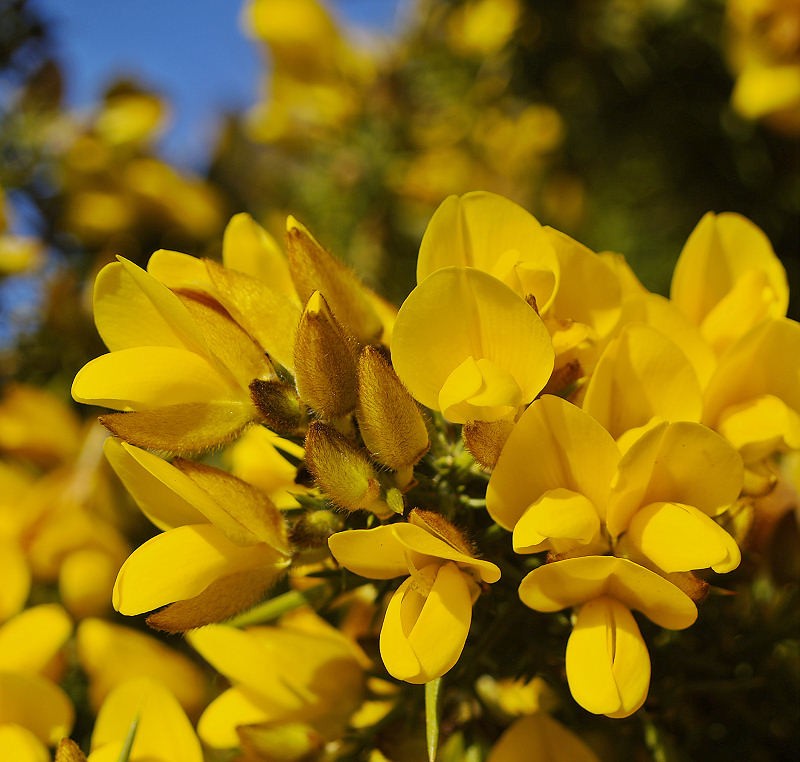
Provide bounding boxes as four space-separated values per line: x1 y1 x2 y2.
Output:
426 677 442 762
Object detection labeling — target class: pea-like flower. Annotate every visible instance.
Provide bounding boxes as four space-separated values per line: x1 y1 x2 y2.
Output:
328 510 500 683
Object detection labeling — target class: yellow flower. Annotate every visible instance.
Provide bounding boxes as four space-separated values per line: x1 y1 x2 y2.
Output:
86 677 202 762
187 607 366 750
392 267 554 423
72 256 274 453
328 511 500 683
519 556 697 718
670 212 789 355
104 438 291 630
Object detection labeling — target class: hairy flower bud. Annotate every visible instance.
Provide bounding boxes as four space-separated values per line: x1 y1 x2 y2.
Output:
304 421 391 517
356 346 429 481
294 291 358 420
249 378 306 436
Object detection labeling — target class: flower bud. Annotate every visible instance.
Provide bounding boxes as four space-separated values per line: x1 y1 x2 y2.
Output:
356 346 429 477
294 291 358 420
286 216 382 343
250 378 306 436
463 419 514 470
304 421 391 517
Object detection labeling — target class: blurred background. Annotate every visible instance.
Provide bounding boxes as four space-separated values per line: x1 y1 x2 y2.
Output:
1 0 798 389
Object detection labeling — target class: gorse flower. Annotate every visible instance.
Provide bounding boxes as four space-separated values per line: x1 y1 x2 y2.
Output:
69 191 797 756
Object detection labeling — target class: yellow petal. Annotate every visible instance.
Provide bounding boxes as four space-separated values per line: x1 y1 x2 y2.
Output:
0 724 50 762
0 540 30 622
608 421 743 537
90 677 202 762
112 524 282 615
487 395 619 530
103 439 206 530
99 402 254 454
439 356 523 422
72 346 238 410
582 324 702 438
146 248 214 293
0 672 74 744
487 713 600 762
545 228 621 340
417 192 560 313
566 597 650 718
513 488 601 554
405 562 473 682
703 317 800 439
59 549 119 619
391 522 501 583
328 526 409 579
392 267 553 422
222 213 295 298
627 501 741 574
206 259 301 372
93 258 207 354
518 556 697 630
0 603 72 675
670 212 788 334
717 394 800 464
195 687 269 749
76 617 208 716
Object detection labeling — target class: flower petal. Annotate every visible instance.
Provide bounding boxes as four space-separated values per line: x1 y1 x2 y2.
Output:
0 672 74 744
392 267 553 421
608 421 743 537
566 597 650 718
328 526 409 580
513 488 601 554
582 324 702 438
627 501 741 574
487 713 600 762
518 556 697 630
72 346 238 410
487 395 619 531
113 524 282 615
0 604 72 675
417 192 560 312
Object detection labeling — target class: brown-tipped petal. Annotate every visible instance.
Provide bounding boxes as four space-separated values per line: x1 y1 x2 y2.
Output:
356 345 429 471
99 401 255 455
294 291 358 420
463 419 515 470
304 421 385 514
146 563 287 632
250 379 307 435
286 216 382 343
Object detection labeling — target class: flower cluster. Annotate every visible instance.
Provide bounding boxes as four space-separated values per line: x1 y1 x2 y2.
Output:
69 190 798 757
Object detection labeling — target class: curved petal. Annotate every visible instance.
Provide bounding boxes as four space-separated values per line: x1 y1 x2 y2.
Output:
670 212 788 337
392 267 554 421
380 563 472 684
627 502 741 574
391 522 500 583
417 192 560 313
103 439 206 530
513 488 601 554
113 524 280 615
487 712 600 762
72 346 238 410
147 248 214 293
0 604 72 675
0 725 49 762
566 597 650 718
717 394 800 464
196 687 269 749
0 541 30 622
93 257 207 354
90 677 202 762
518 556 697 630
0 672 74 744
222 213 295 299
608 421 743 537
582 324 702 438
487 395 619 530
328 526 409 579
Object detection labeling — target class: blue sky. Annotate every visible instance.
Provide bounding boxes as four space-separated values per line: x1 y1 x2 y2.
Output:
31 0 406 168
